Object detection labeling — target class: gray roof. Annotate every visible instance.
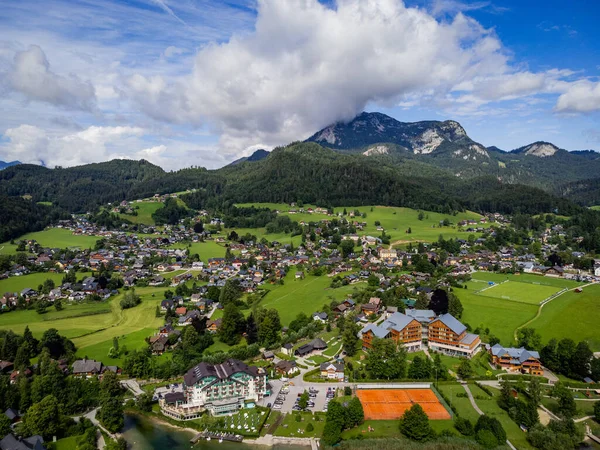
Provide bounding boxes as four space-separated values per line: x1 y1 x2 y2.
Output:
320 362 344 372
72 359 103 374
405 309 435 322
490 344 540 363
460 333 479 345
0 434 45 450
184 359 263 386
435 313 467 335
360 323 390 339
380 312 415 333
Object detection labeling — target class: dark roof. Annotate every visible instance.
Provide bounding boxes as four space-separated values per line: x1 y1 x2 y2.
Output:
164 392 186 404
71 359 103 374
310 338 327 350
184 359 263 386
0 434 45 450
4 408 18 420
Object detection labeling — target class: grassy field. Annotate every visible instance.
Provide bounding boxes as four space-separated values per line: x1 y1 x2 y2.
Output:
456 288 538 346
117 201 163 225
236 203 491 244
527 284 600 350
468 383 533 449
477 281 561 305
0 228 99 255
0 271 92 294
0 286 166 364
169 240 227 262
437 384 481 423
273 412 326 438
258 271 363 325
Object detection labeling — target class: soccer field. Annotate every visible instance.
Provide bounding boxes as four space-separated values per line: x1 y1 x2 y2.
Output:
477 281 562 305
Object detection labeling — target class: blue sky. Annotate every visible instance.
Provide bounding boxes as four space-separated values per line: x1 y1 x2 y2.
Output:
0 0 599 169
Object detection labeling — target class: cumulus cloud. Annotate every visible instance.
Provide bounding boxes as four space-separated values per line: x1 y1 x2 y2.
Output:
124 0 580 157
0 124 227 170
7 45 97 111
555 80 600 113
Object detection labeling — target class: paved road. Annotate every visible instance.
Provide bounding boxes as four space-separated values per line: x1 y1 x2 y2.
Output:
462 384 484 415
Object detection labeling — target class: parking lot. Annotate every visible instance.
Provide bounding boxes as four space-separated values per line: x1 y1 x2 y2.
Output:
152 382 184 401
260 379 347 413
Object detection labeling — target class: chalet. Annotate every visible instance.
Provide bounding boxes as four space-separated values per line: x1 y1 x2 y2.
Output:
175 307 187 316
333 303 348 316
428 314 481 358
342 298 356 309
488 344 543 376
4 408 19 423
544 266 564 278
206 318 222 333
71 359 103 378
178 310 202 326
262 351 275 360
150 335 170 355
275 360 298 376
320 362 344 381
360 312 422 352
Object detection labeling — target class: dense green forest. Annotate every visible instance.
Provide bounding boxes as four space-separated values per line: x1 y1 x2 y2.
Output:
0 142 589 224
0 196 70 242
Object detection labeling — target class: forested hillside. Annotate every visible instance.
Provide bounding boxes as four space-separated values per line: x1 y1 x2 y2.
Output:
0 196 69 242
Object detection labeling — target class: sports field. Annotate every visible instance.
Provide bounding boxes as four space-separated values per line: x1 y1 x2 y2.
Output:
477 281 562 305
0 228 99 255
471 272 582 289
356 389 451 421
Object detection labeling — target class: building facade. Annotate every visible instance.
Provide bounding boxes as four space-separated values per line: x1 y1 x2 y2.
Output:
159 359 268 419
360 310 481 358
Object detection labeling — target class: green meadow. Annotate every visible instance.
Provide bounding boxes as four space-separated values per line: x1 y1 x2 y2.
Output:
117 201 163 225
258 271 362 325
236 203 491 244
0 271 91 295
169 240 227 262
0 228 99 255
528 284 600 350
470 271 581 289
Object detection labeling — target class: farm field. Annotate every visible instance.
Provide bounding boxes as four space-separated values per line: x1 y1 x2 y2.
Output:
527 284 600 350
0 271 90 295
0 228 99 255
117 201 163 225
236 203 491 243
477 281 562 305
258 271 362 325
456 288 538 345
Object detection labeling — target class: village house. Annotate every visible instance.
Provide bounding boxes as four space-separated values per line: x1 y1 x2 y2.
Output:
320 362 345 381
71 359 103 378
206 318 222 333
281 343 294 356
150 335 170 355
275 360 298 377
295 338 327 357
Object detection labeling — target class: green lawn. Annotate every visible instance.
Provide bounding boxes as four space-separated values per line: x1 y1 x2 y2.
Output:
75 327 157 366
0 271 90 295
0 228 99 254
258 271 362 325
456 288 538 346
437 384 481 423
53 435 80 450
322 340 343 357
468 384 533 449
528 284 600 351
117 201 163 225
340 419 401 439
273 412 326 438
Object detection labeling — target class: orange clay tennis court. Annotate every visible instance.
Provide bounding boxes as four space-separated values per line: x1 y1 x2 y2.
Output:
356 389 451 420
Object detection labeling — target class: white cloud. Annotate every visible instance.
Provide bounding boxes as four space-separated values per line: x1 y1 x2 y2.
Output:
0 124 228 170
124 0 586 158
555 80 600 113
7 45 97 111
